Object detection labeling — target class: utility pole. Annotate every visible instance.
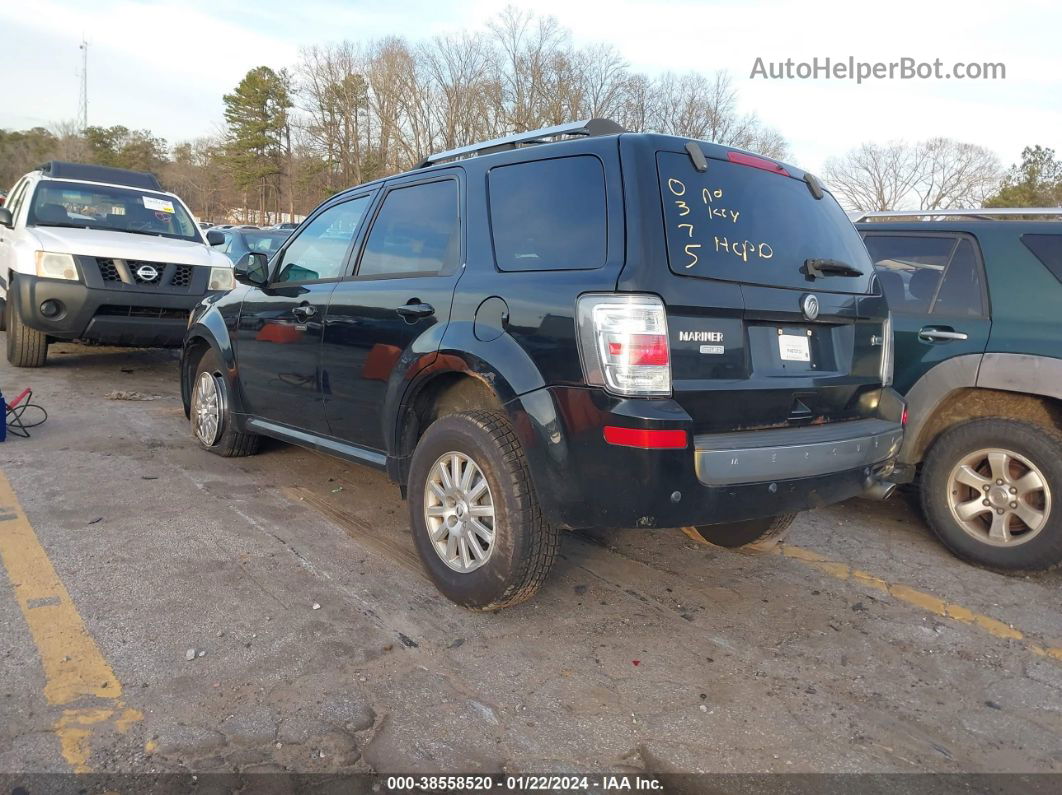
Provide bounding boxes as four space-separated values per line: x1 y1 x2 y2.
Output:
77 38 88 131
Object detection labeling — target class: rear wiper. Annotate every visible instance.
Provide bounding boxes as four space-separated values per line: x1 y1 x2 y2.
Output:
804 258 864 278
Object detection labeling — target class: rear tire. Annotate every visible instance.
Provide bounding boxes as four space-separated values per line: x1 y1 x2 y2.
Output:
693 513 797 549
191 349 259 457
5 285 48 367
920 418 1062 571
408 410 558 610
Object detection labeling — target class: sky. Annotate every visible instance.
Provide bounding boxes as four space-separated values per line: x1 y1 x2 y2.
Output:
1 0 1059 175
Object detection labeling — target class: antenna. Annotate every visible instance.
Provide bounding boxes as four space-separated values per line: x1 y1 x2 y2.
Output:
77 37 88 131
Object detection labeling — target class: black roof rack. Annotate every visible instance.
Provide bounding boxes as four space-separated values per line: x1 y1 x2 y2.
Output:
36 161 163 192
417 118 626 169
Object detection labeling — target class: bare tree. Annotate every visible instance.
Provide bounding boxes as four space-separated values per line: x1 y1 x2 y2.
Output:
825 139 1001 211
643 71 787 159
916 137 1001 209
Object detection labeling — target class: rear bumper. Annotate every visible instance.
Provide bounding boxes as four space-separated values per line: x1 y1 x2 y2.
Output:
507 385 905 531
14 272 213 347
694 419 903 487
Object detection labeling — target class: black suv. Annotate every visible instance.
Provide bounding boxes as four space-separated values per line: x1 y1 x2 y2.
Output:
181 120 905 609
857 210 1062 570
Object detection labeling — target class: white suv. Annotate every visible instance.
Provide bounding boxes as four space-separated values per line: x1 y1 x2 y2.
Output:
0 161 234 367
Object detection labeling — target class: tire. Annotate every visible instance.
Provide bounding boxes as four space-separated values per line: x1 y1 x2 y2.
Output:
407 410 558 610
190 349 259 457
693 513 797 549
920 418 1062 571
5 285 48 367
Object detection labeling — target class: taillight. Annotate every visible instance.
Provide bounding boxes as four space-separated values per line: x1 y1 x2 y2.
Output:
576 294 671 396
880 312 894 387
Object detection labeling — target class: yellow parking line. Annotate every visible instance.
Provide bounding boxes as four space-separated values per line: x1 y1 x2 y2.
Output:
0 470 141 772
681 527 1062 662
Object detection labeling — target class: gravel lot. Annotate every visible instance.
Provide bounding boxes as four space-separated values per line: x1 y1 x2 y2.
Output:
1 343 1061 781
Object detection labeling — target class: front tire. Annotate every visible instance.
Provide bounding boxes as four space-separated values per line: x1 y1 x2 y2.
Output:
920 418 1062 571
191 349 259 457
408 410 558 610
693 513 797 549
5 285 48 367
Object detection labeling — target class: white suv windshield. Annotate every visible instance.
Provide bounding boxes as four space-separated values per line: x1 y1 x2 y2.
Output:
27 180 201 242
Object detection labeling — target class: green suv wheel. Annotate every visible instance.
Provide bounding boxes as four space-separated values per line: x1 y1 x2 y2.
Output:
921 418 1062 571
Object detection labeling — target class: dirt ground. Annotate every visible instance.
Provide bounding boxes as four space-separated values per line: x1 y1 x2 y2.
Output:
1 344 1061 783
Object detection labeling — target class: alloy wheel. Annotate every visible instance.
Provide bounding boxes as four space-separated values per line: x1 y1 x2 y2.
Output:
192 371 222 446
423 451 496 573
947 447 1052 547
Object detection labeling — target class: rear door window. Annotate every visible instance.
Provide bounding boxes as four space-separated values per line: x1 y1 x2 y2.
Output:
357 180 459 277
1021 234 1062 283
863 234 985 317
488 155 607 271
657 151 872 292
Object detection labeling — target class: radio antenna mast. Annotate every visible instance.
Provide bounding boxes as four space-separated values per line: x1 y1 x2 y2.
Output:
77 38 89 131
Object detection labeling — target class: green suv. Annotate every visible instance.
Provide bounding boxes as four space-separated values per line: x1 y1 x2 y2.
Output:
856 209 1062 571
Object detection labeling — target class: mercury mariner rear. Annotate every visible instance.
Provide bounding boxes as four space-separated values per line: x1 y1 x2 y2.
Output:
547 134 906 545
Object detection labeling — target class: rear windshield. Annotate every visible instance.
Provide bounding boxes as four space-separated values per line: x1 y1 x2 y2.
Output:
27 180 201 242
657 151 873 292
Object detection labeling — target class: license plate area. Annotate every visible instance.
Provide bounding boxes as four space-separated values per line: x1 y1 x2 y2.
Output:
778 331 811 362
747 323 846 375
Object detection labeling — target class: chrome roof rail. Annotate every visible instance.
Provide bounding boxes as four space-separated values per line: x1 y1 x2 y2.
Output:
853 208 1062 223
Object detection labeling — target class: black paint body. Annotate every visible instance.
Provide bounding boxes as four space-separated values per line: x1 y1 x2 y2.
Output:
181 132 902 530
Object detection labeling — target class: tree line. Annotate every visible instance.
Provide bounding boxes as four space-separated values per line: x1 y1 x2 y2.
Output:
1 6 1057 219
0 7 786 222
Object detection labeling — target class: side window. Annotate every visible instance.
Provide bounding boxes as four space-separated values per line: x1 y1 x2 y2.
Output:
932 239 985 317
488 155 607 271
275 196 370 284
358 180 459 277
863 235 955 314
1022 234 1062 284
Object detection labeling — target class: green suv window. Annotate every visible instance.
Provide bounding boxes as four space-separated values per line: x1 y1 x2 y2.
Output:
1021 234 1062 284
864 234 986 317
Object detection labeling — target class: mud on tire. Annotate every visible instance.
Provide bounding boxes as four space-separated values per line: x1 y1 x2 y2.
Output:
407 410 558 610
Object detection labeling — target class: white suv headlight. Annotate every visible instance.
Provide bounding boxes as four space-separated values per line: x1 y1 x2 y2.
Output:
208 266 235 291
35 251 79 281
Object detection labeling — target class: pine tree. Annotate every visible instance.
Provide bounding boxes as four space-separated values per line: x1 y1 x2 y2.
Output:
223 67 292 222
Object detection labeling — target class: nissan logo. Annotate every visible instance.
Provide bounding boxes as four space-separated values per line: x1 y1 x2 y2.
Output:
802 294 820 321
136 265 159 281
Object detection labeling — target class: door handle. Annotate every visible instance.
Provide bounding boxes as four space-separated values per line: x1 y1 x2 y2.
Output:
395 302 435 320
291 303 317 322
918 326 968 342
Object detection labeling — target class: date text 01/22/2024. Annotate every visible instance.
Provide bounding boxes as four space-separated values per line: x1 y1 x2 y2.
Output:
385 775 664 791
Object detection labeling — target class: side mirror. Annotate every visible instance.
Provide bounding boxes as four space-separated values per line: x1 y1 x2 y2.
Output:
234 252 269 286
206 229 225 246
0 207 13 229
